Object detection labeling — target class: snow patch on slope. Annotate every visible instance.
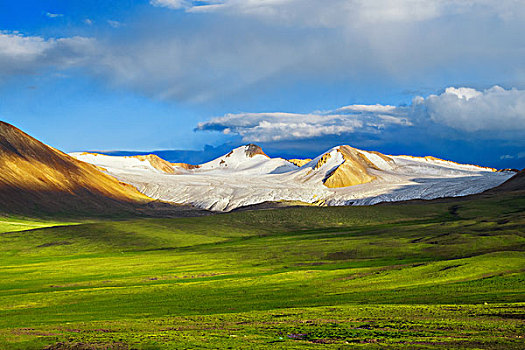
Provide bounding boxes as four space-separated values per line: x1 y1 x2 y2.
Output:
70 152 173 174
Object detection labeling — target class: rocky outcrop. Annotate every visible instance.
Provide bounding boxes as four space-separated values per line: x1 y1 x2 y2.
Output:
244 144 269 158
287 158 312 167
314 153 332 170
172 162 201 170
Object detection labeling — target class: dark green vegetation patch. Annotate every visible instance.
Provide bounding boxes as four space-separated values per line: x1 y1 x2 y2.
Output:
0 192 524 349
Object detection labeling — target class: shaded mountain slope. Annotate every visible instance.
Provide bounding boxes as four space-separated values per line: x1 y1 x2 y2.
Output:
0 121 200 216
286 158 312 167
486 169 524 193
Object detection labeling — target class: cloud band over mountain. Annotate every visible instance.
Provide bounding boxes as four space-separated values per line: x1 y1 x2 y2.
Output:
197 86 525 142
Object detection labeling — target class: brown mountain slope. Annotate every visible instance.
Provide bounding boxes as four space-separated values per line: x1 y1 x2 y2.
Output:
287 158 312 167
244 144 269 158
134 154 175 174
0 121 162 216
323 146 393 188
486 169 524 193
172 162 201 170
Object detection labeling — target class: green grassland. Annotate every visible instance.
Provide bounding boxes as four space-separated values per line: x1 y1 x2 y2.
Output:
0 193 524 349
0 216 80 234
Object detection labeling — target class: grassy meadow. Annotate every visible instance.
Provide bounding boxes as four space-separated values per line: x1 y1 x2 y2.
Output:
0 193 524 349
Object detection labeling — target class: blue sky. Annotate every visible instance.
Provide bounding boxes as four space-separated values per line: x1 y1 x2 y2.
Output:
1 0 524 168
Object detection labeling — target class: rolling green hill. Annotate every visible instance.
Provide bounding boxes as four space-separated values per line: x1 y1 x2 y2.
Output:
0 189 523 349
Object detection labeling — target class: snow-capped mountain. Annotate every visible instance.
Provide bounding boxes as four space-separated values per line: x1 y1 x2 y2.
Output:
196 144 297 174
71 144 515 211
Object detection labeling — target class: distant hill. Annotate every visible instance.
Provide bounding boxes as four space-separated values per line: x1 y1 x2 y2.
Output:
0 121 202 217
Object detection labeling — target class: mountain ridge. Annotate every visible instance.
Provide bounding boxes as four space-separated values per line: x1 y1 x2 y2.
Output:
71 142 515 211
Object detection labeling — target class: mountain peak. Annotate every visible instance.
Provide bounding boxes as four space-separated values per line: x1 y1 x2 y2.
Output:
223 144 268 159
243 144 269 158
220 144 268 160
323 145 378 188
196 143 291 174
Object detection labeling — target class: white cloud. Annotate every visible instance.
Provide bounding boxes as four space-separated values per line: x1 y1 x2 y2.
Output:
88 27 322 102
150 0 189 10
0 31 51 58
442 87 482 101
84 19 93 25
0 32 97 78
500 152 525 160
107 20 123 28
196 106 412 142
90 0 523 103
336 104 396 113
183 0 525 26
416 86 525 132
46 12 63 18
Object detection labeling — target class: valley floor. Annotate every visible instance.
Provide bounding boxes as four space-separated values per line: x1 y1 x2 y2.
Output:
0 192 523 349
